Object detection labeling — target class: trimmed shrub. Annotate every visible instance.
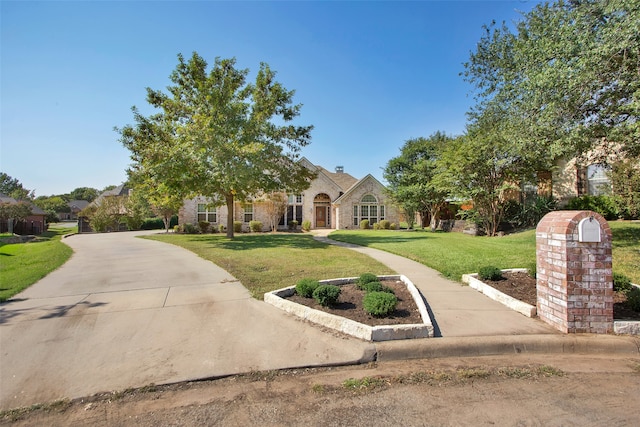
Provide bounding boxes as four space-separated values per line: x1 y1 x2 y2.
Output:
313 285 341 307
289 220 298 230
141 218 165 230
356 273 379 289
198 221 210 233
218 224 225 233
301 220 312 231
390 223 397 230
173 225 180 233
478 266 503 281
625 287 640 312
379 220 391 230
360 219 370 229
295 278 320 298
613 273 633 294
373 222 381 230
566 195 619 220
361 281 394 294
233 221 243 233
183 223 198 234
363 291 398 317
249 220 263 232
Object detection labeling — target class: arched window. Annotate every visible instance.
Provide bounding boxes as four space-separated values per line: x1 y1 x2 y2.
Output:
353 194 385 226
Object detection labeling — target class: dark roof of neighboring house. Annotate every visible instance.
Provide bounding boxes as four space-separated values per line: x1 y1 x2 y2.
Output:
91 184 130 206
68 200 90 210
0 193 47 215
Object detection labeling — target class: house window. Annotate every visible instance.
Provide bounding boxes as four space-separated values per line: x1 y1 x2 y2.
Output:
281 194 303 226
353 194 385 226
243 203 253 223
587 164 611 196
197 204 217 222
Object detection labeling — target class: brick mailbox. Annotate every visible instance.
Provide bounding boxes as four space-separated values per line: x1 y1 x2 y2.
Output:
536 211 613 333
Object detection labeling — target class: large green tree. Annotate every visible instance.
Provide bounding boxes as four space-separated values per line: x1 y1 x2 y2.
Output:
119 53 315 238
0 173 34 200
69 187 99 202
464 0 640 161
383 132 451 230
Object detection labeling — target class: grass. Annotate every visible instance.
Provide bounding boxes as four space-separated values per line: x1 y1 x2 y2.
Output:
329 221 639 283
143 233 395 299
0 224 76 302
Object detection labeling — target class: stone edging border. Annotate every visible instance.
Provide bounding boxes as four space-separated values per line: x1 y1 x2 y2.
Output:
461 269 640 336
462 269 536 317
264 275 434 342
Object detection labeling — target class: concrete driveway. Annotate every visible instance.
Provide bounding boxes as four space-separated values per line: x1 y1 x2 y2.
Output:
0 231 374 409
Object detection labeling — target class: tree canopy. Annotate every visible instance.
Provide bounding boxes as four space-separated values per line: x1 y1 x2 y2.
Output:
0 173 34 200
463 0 640 161
119 53 315 237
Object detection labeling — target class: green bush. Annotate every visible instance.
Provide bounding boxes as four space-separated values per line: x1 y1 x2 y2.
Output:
301 220 312 231
390 223 397 230
625 287 640 312
478 266 503 281
363 291 398 317
249 220 263 232
379 220 391 230
198 221 210 233
613 273 633 293
233 221 243 233
218 224 225 233
373 222 381 230
360 219 370 230
360 281 394 294
356 273 379 289
295 278 320 298
312 285 341 307
183 223 198 234
173 225 180 233
289 220 298 230
566 195 619 220
141 218 164 230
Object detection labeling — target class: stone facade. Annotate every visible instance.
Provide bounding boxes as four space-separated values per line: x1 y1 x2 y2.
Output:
179 158 400 231
535 210 613 333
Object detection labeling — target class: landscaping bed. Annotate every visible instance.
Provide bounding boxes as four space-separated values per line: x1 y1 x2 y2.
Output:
480 271 640 321
285 279 423 326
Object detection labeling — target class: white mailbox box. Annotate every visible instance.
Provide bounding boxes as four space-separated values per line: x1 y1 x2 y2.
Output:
578 217 601 243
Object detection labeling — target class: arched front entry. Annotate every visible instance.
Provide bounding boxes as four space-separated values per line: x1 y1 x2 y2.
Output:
313 193 331 228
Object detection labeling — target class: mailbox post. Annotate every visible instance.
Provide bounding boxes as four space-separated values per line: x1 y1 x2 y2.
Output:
536 211 613 333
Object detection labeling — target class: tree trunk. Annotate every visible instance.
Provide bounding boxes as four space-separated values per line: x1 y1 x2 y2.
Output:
226 192 235 238
163 215 170 233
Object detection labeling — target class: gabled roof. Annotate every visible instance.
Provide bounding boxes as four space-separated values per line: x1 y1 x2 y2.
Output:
0 193 47 215
91 184 130 206
68 200 90 210
299 157 358 193
333 174 387 205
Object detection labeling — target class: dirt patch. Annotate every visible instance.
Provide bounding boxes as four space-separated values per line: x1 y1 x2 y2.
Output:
285 280 424 326
482 272 640 320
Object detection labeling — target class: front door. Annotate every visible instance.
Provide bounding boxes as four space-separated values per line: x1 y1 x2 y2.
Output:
316 206 326 227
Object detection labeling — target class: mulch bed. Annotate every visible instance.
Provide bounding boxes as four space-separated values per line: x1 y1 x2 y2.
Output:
285 280 424 327
482 272 640 321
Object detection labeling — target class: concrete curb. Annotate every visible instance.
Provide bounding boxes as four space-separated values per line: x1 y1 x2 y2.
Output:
462 269 537 317
374 334 640 361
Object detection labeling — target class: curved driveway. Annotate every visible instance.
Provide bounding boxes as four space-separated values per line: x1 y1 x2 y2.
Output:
0 231 373 409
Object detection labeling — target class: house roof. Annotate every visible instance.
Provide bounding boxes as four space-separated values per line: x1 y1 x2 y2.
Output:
68 200 90 210
92 184 130 206
315 166 358 192
0 193 47 216
333 174 387 205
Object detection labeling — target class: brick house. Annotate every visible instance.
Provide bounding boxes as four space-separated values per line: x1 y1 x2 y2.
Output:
0 193 47 235
179 158 400 231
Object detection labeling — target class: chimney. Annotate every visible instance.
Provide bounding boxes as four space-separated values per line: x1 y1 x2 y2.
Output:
335 166 344 173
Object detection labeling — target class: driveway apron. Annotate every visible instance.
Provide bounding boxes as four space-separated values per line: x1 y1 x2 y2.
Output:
0 231 373 409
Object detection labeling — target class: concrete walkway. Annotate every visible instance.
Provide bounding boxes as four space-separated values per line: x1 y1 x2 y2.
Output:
1 230 637 409
311 230 555 337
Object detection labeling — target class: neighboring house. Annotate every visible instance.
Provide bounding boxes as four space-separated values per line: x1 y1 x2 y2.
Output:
549 158 613 204
78 184 131 233
179 158 400 231
58 200 90 221
0 193 47 235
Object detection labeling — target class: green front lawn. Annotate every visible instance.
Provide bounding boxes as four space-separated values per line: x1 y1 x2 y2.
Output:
0 224 76 302
144 233 395 299
329 221 640 284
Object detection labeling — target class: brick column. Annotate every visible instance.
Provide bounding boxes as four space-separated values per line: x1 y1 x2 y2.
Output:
536 211 613 333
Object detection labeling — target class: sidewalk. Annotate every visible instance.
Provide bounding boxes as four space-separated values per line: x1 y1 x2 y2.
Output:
311 230 555 337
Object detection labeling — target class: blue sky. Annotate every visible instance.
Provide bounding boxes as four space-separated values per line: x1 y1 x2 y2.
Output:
1 0 541 197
